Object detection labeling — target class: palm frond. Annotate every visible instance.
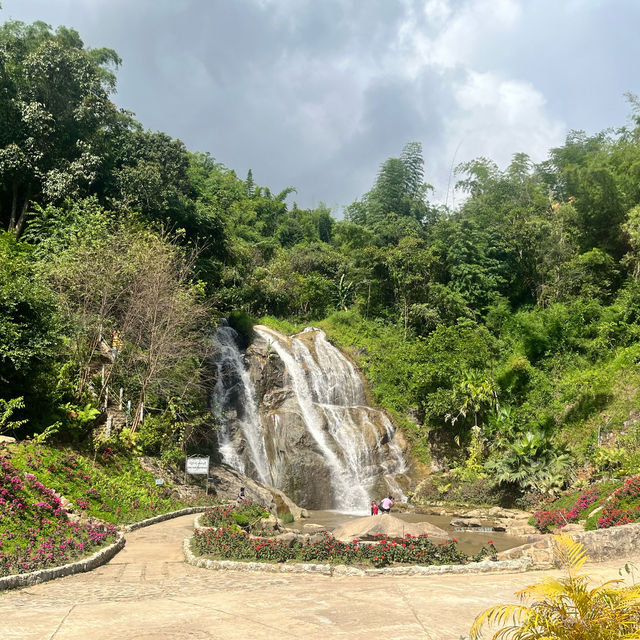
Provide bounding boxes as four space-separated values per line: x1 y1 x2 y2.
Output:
552 534 587 575
470 604 530 639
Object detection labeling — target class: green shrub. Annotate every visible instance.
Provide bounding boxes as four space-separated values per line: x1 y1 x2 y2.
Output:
227 310 255 346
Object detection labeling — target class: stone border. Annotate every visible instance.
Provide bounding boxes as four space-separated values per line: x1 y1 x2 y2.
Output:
0 533 126 592
499 521 640 567
183 535 532 577
123 506 209 532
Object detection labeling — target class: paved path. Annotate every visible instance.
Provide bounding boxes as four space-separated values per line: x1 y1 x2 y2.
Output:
1 514 639 640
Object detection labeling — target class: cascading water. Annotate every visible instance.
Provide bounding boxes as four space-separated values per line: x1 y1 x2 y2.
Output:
211 325 271 485
211 323 410 514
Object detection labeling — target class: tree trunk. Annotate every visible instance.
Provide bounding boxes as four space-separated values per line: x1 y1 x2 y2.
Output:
8 184 18 231
131 388 147 434
403 298 409 340
14 187 31 237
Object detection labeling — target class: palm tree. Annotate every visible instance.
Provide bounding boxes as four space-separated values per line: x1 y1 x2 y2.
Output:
470 535 640 639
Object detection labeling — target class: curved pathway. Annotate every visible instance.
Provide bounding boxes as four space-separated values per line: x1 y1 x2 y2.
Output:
1 514 638 640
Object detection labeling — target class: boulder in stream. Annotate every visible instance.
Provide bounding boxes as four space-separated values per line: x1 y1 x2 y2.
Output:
332 514 448 542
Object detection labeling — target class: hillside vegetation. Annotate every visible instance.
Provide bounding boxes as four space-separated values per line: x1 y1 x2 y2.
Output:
2 19 640 513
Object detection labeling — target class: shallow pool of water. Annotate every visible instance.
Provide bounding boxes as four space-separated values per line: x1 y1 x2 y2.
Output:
289 510 526 556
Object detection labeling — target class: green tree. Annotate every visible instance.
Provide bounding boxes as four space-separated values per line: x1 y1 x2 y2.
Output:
0 20 120 234
446 370 498 432
345 142 433 229
0 231 63 423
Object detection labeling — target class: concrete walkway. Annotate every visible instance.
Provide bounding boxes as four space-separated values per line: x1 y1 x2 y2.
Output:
1 514 638 640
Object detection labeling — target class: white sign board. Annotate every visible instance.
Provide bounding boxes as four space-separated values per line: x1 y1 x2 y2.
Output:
185 455 209 475
155 478 164 485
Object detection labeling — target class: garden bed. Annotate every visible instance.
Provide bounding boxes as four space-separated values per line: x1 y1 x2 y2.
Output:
191 504 498 570
4 442 216 524
184 536 529 577
531 476 640 533
0 454 119 577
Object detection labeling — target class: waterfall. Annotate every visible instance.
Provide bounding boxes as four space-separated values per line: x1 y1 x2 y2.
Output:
212 323 409 514
211 325 271 485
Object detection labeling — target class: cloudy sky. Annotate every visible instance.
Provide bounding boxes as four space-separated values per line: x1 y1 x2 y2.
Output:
3 1 639 212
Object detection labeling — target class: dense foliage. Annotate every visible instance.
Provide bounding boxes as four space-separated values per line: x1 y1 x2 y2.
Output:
199 501 270 530
2 18 640 502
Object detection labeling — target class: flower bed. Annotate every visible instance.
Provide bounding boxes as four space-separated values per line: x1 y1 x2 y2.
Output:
532 477 640 532
194 506 497 569
598 476 640 528
532 488 599 532
0 456 117 577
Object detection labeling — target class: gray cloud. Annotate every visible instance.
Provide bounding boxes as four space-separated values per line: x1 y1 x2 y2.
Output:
2 0 640 212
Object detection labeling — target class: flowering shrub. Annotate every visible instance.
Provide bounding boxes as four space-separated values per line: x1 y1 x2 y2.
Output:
532 488 599 533
194 506 497 568
0 456 117 576
598 476 640 529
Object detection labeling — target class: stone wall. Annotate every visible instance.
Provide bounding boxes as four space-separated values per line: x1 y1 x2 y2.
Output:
0 534 126 591
499 521 640 566
124 506 208 532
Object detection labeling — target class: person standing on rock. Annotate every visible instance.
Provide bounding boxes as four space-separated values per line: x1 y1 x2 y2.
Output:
380 495 394 514
236 487 247 504
371 500 379 515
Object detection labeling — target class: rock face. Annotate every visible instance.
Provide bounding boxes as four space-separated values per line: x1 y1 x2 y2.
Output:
212 324 412 512
331 514 449 542
203 464 307 520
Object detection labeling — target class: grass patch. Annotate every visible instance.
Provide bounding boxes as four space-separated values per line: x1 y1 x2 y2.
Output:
256 315 306 335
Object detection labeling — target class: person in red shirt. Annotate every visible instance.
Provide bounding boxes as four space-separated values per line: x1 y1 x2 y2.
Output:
370 500 379 515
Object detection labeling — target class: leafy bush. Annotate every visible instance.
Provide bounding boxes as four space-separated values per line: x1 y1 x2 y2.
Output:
226 311 255 347
200 502 270 532
487 429 572 497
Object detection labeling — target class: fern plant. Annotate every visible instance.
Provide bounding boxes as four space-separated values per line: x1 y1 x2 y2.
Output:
0 397 27 434
470 534 640 639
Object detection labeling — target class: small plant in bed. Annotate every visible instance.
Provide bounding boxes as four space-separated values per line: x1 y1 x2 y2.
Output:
200 502 270 531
